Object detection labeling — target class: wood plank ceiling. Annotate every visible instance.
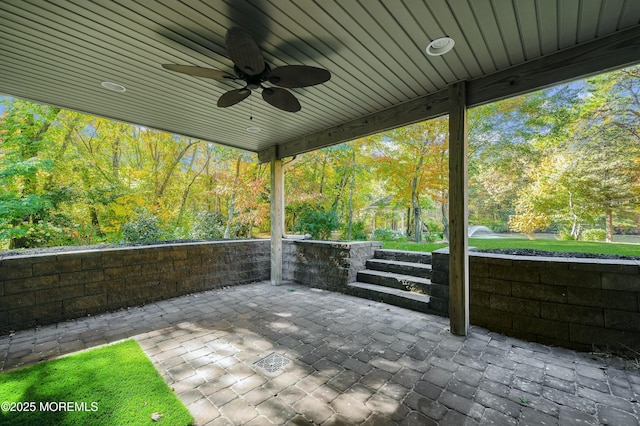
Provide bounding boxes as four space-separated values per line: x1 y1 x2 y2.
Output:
1 0 639 157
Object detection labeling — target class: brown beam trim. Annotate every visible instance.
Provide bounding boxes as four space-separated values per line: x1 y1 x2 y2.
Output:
257 89 449 162
260 24 640 162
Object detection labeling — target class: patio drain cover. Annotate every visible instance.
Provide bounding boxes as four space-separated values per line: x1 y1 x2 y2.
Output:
255 352 290 372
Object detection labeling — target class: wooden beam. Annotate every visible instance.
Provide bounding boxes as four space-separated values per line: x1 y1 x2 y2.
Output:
270 147 284 286
258 89 449 162
467 23 640 107
258 147 275 164
448 81 469 336
265 24 640 161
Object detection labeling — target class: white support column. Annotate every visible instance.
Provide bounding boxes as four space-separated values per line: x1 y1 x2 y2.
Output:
270 148 284 286
448 81 470 336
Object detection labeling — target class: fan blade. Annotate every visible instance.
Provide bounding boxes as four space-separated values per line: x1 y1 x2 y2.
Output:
262 87 301 112
217 89 251 107
225 27 265 76
268 65 331 88
162 64 235 80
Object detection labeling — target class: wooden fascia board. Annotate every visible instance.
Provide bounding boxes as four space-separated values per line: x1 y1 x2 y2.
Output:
467 23 640 108
257 24 640 163
266 89 449 162
256 89 449 163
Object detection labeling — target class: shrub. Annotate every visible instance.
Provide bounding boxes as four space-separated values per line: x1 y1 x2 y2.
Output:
294 208 340 240
509 211 550 239
582 228 606 242
189 211 226 239
373 229 407 242
422 217 444 242
341 220 368 241
558 227 577 240
8 221 70 248
121 210 165 242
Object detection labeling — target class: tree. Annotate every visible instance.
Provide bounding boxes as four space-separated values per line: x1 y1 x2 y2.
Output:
284 137 377 240
377 118 448 242
575 67 640 240
567 122 640 241
0 98 65 247
505 69 640 241
468 85 583 232
0 96 273 248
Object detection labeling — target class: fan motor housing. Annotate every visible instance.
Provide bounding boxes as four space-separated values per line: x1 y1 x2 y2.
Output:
235 63 270 90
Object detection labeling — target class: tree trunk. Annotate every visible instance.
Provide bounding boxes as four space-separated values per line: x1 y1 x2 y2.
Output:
21 108 61 199
413 204 422 243
178 157 209 222
112 136 121 179
346 150 356 240
568 192 581 240
441 193 449 241
411 176 419 242
605 209 614 242
156 141 199 202
347 173 354 240
224 156 242 239
318 153 327 194
330 174 349 211
411 149 426 243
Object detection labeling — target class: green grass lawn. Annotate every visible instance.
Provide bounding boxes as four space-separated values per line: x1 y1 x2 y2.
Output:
382 237 640 256
0 340 193 426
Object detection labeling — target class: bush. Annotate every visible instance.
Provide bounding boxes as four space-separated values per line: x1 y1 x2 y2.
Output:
189 211 226 239
294 208 340 240
422 217 444 242
121 210 165 242
373 229 407 242
558 227 577 240
509 211 551 239
341 220 368 241
582 228 606 242
8 221 70 248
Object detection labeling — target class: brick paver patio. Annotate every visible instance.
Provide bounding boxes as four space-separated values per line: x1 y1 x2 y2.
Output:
1 281 639 425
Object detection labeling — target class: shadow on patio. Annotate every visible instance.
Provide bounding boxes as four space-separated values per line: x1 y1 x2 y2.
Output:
1 281 639 425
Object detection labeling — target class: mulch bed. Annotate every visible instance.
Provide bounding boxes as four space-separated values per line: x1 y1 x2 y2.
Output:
478 248 640 261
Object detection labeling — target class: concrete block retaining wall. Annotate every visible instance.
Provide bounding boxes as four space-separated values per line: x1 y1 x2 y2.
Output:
432 248 640 352
0 240 270 332
283 240 381 291
0 239 378 332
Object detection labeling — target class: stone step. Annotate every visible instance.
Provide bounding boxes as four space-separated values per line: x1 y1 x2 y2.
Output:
374 249 432 265
346 282 434 314
366 258 432 279
356 269 431 294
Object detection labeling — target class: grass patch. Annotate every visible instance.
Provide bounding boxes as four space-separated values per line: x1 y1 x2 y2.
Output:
0 340 193 426
382 238 640 256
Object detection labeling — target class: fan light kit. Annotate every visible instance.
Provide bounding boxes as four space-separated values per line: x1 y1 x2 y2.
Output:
101 81 127 92
426 37 455 56
162 27 331 112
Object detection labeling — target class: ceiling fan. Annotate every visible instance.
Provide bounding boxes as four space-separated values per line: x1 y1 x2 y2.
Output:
162 27 331 112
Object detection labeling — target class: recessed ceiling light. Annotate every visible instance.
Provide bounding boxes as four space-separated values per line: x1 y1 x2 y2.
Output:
101 81 127 92
246 126 261 133
426 37 455 56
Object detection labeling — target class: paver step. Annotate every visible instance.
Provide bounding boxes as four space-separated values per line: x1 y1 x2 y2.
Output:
346 282 434 314
366 258 432 279
374 249 432 265
356 269 431 294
